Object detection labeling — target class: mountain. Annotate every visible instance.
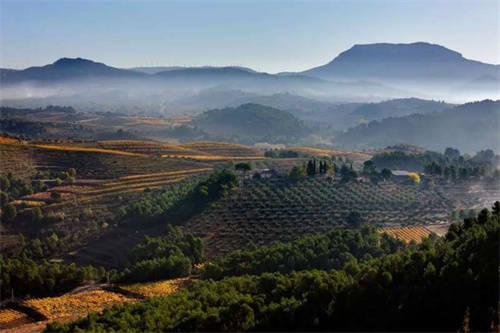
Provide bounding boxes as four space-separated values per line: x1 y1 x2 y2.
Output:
303 42 500 82
334 99 500 152
1 58 144 84
349 98 453 121
130 66 257 75
192 103 310 144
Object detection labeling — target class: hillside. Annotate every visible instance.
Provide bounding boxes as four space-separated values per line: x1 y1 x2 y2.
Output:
192 103 310 144
335 100 500 152
0 58 144 84
303 42 499 82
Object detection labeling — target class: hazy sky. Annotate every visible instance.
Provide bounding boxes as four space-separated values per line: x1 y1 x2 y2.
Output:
1 0 499 73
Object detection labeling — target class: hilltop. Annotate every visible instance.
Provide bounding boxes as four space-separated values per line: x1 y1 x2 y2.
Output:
303 42 499 82
191 103 311 144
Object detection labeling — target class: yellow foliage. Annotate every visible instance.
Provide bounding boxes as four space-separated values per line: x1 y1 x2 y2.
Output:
408 172 421 183
0 309 28 325
120 278 190 298
379 226 431 244
25 290 137 320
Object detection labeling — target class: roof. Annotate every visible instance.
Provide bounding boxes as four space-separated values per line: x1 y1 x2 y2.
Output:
391 170 411 176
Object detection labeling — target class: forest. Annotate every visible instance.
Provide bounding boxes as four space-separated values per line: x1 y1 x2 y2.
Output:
47 204 499 332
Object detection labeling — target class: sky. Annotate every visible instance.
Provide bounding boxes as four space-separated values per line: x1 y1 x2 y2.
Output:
1 0 499 73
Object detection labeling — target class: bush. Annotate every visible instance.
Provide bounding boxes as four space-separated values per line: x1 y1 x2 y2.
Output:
3 203 17 222
31 207 44 223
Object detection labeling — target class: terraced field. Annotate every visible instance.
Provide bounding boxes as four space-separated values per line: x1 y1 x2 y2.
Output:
288 146 372 162
0 309 33 329
181 141 261 157
184 177 455 256
24 289 138 321
0 142 209 180
379 226 432 243
120 278 190 298
2 278 191 332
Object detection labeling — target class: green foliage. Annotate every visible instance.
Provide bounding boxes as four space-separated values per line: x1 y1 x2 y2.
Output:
193 103 310 144
264 150 299 158
120 169 237 225
0 173 33 201
31 207 44 223
47 204 499 332
346 211 363 227
203 226 404 279
288 166 306 182
335 100 500 152
0 255 105 298
235 162 252 172
0 191 9 207
3 203 17 222
119 226 203 283
380 168 392 179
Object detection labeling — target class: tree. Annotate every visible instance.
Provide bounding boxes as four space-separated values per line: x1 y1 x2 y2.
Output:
31 207 44 223
68 168 77 177
306 160 316 176
0 175 10 191
3 203 17 222
444 147 460 160
235 162 251 173
346 211 363 228
492 201 500 218
363 160 376 174
289 166 306 183
0 191 9 207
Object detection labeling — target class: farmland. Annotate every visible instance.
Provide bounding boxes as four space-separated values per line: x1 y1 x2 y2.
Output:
120 278 191 297
24 289 138 320
0 309 32 329
1 134 498 332
0 278 191 332
378 226 432 243
184 177 455 256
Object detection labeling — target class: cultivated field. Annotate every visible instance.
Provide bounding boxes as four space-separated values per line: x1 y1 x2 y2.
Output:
120 278 191 298
2 278 191 332
0 309 33 329
24 290 138 320
184 177 454 257
288 146 372 162
379 226 432 243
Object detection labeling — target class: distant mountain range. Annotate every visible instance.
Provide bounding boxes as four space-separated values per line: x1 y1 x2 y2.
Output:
1 42 498 111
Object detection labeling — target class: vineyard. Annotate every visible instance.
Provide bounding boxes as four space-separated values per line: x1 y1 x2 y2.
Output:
0 142 209 180
0 309 32 329
120 278 191 298
0 278 191 331
288 146 372 162
24 289 138 320
184 177 454 256
378 226 432 243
